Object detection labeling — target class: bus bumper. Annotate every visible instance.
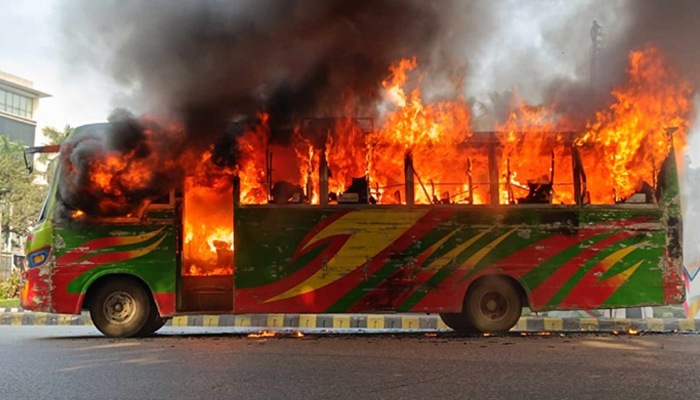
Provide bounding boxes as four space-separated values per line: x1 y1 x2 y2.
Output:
20 267 53 312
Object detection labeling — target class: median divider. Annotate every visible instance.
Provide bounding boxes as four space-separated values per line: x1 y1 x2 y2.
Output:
1 308 700 333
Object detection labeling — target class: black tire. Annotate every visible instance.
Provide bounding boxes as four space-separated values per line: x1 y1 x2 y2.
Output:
135 300 167 337
439 312 478 334
463 276 522 333
89 278 152 338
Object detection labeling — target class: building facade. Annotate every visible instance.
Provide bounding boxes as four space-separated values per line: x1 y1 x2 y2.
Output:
0 71 50 147
0 71 50 278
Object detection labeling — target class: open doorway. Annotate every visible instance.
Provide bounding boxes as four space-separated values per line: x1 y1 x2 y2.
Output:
179 174 234 312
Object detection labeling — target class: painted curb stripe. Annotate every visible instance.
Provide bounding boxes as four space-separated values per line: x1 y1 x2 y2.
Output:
2 312 700 332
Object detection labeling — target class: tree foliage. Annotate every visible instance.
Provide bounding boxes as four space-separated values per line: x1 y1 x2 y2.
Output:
42 125 72 147
0 136 48 237
40 125 73 185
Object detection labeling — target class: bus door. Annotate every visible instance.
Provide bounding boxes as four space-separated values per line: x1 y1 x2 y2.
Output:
178 176 235 312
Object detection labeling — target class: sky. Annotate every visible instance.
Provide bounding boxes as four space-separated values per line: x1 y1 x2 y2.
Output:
0 0 120 141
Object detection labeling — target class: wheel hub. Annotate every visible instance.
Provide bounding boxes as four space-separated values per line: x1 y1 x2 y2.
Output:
478 291 509 321
103 291 137 325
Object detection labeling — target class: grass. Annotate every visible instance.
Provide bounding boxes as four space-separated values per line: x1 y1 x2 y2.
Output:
0 298 19 308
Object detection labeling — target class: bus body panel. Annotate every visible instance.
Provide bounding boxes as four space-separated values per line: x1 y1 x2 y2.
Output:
21 218 54 312
20 137 684 318
234 205 681 314
22 209 178 316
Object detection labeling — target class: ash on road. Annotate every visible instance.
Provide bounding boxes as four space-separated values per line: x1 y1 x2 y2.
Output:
1 326 698 400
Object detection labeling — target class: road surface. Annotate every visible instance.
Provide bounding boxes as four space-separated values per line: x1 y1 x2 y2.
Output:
1 326 699 400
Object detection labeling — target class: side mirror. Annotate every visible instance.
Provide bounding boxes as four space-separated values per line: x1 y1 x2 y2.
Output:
23 145 62 174
23 148 34 173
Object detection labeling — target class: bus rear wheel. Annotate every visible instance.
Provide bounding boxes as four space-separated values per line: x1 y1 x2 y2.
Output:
464 276 522 333
89 278 152 338
439 312 478 334
441 276 522 334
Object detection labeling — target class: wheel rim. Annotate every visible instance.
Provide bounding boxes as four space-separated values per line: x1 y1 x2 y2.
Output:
477 291 509 321
103 291 137 325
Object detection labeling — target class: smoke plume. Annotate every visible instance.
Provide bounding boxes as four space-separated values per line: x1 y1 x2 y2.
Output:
62 0 481 142
58 1 700 219
57 110 185 217
57 0 488 214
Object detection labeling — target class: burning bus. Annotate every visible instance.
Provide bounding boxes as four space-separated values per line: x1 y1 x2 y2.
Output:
19 121 684 337
19 50 688 338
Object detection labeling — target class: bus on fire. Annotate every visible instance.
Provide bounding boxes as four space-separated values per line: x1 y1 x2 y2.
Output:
20 121 683 338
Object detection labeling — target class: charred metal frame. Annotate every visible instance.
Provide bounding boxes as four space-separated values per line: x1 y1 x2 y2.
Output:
404 152 415 206
572 145 587 206
246 128 670 209
319 150 329 206
265 149 273 203
488 141 499 206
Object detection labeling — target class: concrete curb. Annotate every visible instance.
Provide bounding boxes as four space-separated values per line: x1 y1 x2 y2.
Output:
1 311 699 333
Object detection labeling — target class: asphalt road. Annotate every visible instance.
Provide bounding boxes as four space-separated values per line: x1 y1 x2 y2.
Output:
1 326 699 400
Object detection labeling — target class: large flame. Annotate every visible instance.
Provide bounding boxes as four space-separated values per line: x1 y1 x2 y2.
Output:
67 45 691 279
369 57 476 204
61 119 184 216
236 46 691 206
182 152 235 276
577 46 692 203
236 113 270 205
495 98 573 205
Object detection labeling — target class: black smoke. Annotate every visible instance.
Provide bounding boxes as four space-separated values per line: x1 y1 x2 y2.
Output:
57 0 479 215
57 110 185 217
464 1 700 128
619 0 700 86
62 0 472 145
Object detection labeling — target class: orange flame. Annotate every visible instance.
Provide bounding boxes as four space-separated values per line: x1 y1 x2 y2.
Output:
182 152 234 277
495 99 573 205
234 46 691 208
247 330 277 338
576 46 691 203
369 57 476 204
237 113 270 205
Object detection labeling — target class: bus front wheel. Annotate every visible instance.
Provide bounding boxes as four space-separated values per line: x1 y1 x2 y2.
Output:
136 306 167 337
89 278 153 338
441 276 522 334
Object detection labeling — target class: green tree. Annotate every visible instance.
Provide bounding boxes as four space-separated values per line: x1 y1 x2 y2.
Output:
40 125 73 185
42 125 72 146
0 136 48 237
